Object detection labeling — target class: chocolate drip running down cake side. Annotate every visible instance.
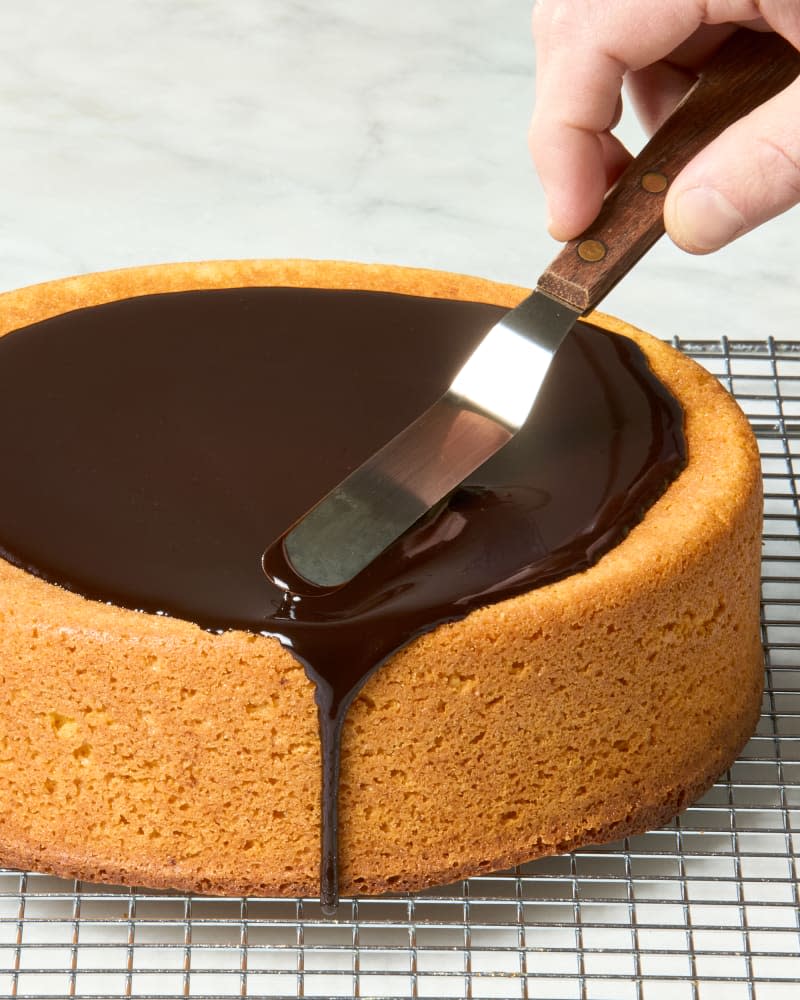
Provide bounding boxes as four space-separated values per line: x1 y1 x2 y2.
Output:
0 260 763 903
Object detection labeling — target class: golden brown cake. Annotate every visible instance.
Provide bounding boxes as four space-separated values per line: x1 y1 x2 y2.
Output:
0 259 763 897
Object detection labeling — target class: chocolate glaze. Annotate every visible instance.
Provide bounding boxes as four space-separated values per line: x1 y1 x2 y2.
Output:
0 287 685 911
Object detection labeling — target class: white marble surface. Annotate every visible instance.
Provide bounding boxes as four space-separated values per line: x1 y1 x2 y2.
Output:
0 0 798 341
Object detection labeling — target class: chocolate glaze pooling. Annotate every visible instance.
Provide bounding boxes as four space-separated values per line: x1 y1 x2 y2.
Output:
0 287 685 911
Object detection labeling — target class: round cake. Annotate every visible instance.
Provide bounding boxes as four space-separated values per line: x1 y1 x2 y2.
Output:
0 259 762 899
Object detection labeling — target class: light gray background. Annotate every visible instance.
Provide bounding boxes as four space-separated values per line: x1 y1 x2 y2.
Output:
1 0 797 341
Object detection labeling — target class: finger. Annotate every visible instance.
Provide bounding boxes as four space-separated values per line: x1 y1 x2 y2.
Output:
529 44 625 239
599 130 632 190
665 75 800 253
625 62 697 136
530 0 785 241
625 24 737 132
529 135 632 241
528 121 609 241
531 0 708 240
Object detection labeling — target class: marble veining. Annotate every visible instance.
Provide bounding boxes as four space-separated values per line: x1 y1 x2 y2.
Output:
0 0 797 341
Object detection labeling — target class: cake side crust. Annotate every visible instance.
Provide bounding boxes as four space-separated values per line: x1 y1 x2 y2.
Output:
0 260 763 897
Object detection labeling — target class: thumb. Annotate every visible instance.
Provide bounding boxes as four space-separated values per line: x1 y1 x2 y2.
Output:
664 75 800 254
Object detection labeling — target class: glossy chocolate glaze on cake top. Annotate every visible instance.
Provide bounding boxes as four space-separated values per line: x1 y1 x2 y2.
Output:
0 287 686 911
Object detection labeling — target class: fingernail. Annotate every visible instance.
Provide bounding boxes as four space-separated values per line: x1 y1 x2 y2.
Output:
672 186 746 252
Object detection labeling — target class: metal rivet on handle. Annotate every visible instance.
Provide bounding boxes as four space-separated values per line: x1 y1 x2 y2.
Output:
641 171 668 193
577 239 606 262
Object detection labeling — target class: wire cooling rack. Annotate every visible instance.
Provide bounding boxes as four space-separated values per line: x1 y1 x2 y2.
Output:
0 337 798 1000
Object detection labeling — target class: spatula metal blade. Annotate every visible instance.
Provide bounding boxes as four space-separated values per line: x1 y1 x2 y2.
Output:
271 291 579 592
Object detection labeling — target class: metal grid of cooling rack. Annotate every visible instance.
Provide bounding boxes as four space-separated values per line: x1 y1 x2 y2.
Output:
0 337 798 1000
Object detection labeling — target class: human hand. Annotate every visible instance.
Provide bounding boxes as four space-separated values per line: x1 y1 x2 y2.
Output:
529 1 800 254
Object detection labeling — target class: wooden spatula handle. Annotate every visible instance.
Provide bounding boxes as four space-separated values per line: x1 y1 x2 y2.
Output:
536 29 800 314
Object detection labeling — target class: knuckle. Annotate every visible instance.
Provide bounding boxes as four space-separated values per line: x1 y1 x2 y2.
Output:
532 0 578 42
753 132 800 199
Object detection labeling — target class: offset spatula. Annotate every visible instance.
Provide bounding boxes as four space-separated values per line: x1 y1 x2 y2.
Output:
269 29 800 592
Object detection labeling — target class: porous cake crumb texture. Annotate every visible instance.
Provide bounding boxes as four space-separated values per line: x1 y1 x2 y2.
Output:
0 260 763 896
